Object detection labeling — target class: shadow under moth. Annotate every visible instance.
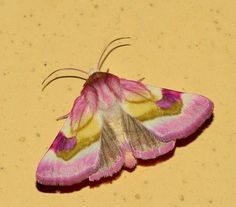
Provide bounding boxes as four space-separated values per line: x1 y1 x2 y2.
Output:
36 37 214 186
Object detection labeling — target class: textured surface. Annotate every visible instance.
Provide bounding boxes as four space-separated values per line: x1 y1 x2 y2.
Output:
0 0 236 206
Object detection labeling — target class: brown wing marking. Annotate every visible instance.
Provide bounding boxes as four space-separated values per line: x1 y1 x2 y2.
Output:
122 111 175 159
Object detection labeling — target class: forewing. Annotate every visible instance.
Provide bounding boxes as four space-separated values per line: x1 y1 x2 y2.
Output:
37 95 125 185
36 95 102 186
120 79 214 142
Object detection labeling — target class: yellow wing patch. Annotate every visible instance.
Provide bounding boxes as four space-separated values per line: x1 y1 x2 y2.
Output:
123 100 159 121
57 114 101 161
122 87 183 122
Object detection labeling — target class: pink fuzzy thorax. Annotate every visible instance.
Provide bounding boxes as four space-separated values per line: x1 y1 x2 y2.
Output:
83 72 124 110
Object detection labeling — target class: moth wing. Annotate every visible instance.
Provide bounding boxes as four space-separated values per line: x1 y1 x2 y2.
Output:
36 95 100 185
122 111 176 160
88 118 124 181
120 79 214 142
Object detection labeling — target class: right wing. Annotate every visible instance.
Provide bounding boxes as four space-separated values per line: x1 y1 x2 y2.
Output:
120 78 213 142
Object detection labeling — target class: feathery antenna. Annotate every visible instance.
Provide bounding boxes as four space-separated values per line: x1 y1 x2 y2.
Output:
41 37 132 91
97 37 131 71
42 75 87 91
98 44 131 71
41 68 88 85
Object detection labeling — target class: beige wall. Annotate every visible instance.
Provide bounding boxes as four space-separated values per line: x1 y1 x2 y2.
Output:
0 0 235 206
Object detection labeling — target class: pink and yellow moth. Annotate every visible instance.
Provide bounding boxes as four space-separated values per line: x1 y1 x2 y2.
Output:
36 37 214 186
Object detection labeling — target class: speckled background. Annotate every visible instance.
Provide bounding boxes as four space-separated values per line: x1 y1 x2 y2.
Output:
0 0 236 206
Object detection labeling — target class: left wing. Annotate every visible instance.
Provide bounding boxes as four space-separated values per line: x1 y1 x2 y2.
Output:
36 92 124 185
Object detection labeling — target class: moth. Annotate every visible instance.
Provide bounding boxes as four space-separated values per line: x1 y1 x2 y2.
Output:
36 37 214 186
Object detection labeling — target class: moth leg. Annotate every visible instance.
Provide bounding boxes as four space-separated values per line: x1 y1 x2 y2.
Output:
137 77 145 82
122 112 175 159
56 113 70 121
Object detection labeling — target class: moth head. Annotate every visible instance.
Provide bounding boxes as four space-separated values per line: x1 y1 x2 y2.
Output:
88 68 98 76
84 71 108 86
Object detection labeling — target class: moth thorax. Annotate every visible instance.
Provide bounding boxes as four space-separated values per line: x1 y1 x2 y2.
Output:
96 83 118 110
